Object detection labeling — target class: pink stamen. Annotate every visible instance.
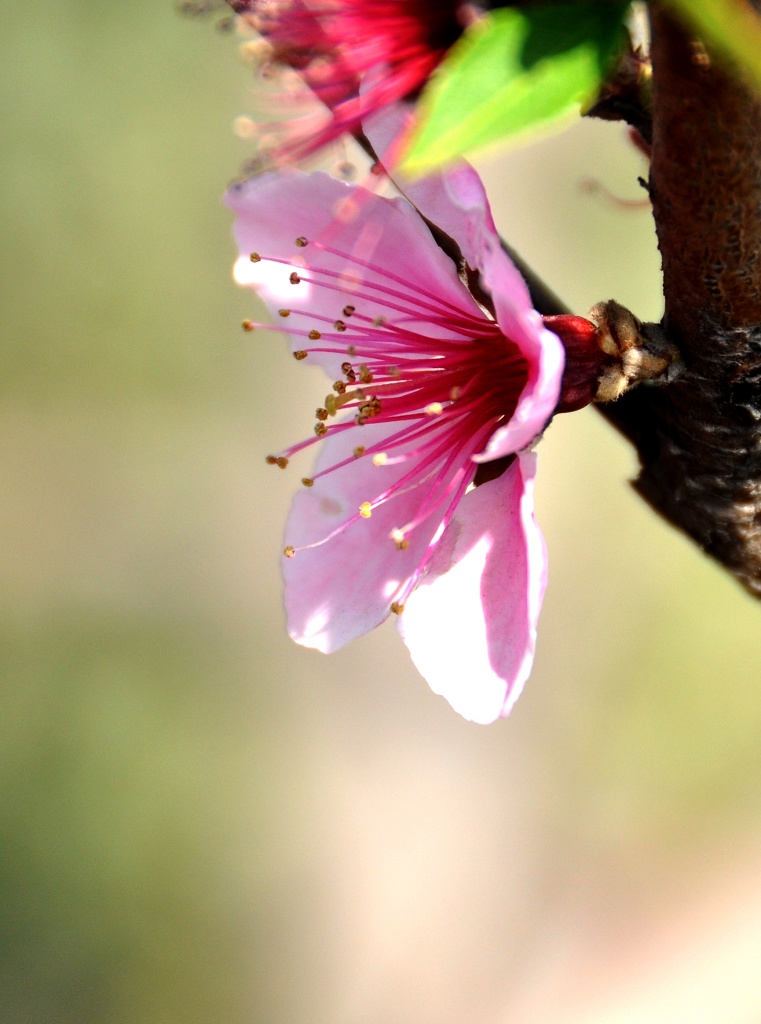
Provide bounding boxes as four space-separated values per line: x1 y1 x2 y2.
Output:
249 232 529 572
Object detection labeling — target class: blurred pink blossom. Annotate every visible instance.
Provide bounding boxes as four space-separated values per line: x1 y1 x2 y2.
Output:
228 0 476 163
226 168 566 723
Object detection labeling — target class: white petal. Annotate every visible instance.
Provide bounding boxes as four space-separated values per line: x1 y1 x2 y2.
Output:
398 454 546 724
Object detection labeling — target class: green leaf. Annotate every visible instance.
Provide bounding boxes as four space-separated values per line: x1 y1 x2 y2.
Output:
665 0 761 91
401 3 629 175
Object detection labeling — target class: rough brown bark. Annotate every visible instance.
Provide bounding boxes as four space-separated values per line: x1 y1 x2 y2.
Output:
598 2 761 596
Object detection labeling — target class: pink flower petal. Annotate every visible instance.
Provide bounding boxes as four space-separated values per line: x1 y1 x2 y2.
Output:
225 170 484 380
397 453 546 724
366 104 533 310
283 420 452 653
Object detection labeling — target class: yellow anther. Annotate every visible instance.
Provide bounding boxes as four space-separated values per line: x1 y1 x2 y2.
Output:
301 477 314 487
333 319 346 332
233 115 257 139
343 304 355 317
284 545 296 558
333 380 346 394
295 236 308 247
359 365 373 384
289 271 301 284
315 407 329 421
275 456 288 469
357 397 381 421
308 329 321 340
250 252 261 262
425 402 444 416
353 446 365 458
449 386 461 400
314 422 327 437
293 350 308 360
359 502 373 518
372 453 388 466
278 308 290 318
372 317 385 328
390 528 406 545
241 319 256 332
390 601 405 615
240 39 273 65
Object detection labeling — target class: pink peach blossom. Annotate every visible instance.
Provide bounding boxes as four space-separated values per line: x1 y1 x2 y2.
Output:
226 168 564 723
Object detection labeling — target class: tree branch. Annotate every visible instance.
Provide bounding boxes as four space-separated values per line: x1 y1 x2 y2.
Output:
593 2 761 597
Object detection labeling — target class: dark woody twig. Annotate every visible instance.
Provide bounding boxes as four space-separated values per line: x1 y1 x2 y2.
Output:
599 2 761 597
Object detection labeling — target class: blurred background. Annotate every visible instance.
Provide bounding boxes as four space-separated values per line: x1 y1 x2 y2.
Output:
3 4 761 1022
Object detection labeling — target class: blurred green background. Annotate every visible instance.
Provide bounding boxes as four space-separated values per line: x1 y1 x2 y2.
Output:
3 4 761 1022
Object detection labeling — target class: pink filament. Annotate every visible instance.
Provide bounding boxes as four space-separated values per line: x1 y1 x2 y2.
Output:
251 234 529 604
